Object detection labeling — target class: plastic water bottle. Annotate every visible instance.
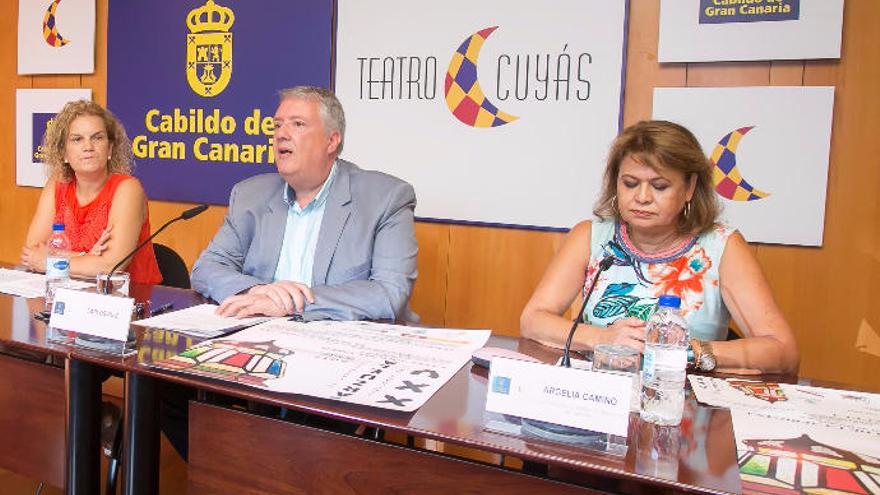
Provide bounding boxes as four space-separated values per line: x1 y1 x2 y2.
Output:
640 294 689 425
45 223 71 311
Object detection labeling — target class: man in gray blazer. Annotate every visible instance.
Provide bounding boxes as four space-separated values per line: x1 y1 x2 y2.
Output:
191 86 417 322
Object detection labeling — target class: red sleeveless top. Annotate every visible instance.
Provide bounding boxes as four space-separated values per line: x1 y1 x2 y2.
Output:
54 174 163 285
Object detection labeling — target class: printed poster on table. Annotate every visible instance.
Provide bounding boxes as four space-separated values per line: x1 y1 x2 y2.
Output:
335 0 627 229
653 86 834 246
151 320 491 412
658 0 844 62
18 0 95 74
107 0 333 205
16 88 92 187
690 376 880 495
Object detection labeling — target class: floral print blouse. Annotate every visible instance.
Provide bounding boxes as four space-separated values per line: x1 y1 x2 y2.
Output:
582 220 733 341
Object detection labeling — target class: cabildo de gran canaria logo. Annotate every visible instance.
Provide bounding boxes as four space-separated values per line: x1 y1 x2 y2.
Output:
356 26 592 129
186 0 235 97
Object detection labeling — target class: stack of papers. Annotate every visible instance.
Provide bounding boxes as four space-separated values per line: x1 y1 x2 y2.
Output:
0 268 93 298
132 303 275 338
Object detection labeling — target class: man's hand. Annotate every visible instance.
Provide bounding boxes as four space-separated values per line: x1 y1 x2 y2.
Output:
216 293 288 317
216 281 315 318
247 281 314 315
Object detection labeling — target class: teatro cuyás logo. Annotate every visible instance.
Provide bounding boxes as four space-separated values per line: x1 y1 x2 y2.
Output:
710 126 770 202
357 25 591 129
444 27 518 129
42 0 69 47
186 0 235 98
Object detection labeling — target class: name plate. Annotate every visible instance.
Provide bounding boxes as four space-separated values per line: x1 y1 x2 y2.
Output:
486 357 632 436
49 288 134 342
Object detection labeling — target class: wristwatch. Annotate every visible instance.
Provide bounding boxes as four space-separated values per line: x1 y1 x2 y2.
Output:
692 339 717 372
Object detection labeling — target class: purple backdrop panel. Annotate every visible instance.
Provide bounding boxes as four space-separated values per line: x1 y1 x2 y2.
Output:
108 0 333 205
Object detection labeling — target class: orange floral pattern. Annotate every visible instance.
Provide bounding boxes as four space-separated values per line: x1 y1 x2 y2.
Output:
646 246 713 315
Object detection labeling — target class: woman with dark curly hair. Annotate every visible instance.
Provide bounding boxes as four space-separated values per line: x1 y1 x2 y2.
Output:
521 120 798 374
21 100 161 284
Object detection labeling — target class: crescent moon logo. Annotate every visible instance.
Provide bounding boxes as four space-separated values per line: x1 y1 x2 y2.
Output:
709 126 769 201
42 0 70 47
444 27 518 128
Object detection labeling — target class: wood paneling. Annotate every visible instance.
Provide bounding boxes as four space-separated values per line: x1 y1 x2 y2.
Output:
445 225 565 336
686 62 770 87
31 74 82 89
81 0 107 105
621 0 686 125
1 0 879 389
0 0 40 268
145 202 227 269
0 354 65 488
410 222 450 326
188 402 594 495
769 61 804 86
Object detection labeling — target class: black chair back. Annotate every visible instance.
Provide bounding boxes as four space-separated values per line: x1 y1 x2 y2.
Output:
153 243 191 289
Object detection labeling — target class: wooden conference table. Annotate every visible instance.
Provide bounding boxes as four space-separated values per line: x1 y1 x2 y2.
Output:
0 284 751 494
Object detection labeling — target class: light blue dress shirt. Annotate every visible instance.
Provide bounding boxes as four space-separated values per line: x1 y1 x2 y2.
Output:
272 163 338 286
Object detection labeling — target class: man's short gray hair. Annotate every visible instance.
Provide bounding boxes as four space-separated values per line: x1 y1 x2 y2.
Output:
278 86 346 155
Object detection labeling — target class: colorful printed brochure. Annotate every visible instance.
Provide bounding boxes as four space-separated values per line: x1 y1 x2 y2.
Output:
152 320 490 412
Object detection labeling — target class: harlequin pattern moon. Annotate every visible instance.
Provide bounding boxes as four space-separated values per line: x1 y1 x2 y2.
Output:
444 27 518 128
42 0 70 47
709 126 770 201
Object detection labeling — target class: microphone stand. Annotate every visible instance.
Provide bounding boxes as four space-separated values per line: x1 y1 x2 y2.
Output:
103 204 208 294
561 255 614 367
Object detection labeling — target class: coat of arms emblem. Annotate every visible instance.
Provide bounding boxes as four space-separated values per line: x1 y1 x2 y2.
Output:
186 0 235 97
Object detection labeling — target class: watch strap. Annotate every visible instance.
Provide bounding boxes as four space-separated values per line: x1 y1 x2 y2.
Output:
688 338 702 370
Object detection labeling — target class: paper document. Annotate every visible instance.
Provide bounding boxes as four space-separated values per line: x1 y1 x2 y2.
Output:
152 320 491 412
689 375 880 494
689 375 880 449
0 268 93 298
132 303 275 338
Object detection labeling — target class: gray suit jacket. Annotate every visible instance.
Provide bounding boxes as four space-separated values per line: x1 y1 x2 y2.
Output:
191 159 418 321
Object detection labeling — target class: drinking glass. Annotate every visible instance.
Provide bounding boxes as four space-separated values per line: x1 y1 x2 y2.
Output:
96 272 130 297
592 343 641 412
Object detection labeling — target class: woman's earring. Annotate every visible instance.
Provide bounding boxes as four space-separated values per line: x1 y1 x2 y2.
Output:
611 195 619 215
683 201 692 218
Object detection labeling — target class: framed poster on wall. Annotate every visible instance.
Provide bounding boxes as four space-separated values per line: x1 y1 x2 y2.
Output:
653 86 835 246
658 0 844 62
16 88 92 187
335 0 628 229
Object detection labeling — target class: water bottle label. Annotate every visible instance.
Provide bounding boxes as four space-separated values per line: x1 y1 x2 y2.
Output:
643 348 656 382
46 257 70 278
653 348 687 370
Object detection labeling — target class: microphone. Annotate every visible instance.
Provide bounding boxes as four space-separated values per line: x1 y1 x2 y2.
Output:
180 203 208 220
102 204 208 294
560 254 614 367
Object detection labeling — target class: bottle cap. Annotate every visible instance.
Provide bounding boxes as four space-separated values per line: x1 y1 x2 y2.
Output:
52 223 65 231
657 294 681 309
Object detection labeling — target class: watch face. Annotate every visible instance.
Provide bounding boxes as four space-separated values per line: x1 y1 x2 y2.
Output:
700 354 717 371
